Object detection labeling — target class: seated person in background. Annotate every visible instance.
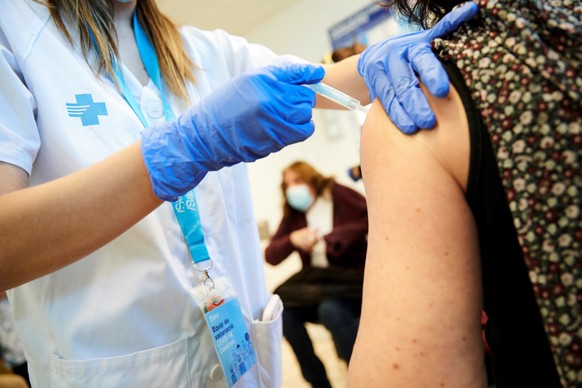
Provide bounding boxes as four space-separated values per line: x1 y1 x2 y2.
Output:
350 0 579 387
326 42 367 64
265 161 368 388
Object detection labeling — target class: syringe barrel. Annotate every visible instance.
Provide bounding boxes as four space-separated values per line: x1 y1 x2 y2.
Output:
304 83 362 111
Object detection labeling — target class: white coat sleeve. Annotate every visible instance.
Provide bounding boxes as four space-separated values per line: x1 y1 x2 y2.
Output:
0 32 39 175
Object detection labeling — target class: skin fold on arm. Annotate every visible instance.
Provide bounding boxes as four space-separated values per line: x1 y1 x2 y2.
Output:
348 85 487 386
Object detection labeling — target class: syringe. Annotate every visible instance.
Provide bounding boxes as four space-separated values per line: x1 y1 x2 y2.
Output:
304 82 370 114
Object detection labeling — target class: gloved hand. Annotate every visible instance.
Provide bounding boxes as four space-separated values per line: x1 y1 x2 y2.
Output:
142 62 325 201
357 2 478 134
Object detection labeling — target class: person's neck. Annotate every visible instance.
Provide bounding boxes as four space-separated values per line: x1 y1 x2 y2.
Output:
112 0 150 86
112 1 137 30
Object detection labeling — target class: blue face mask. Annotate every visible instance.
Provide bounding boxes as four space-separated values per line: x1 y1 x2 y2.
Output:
286 184 314 212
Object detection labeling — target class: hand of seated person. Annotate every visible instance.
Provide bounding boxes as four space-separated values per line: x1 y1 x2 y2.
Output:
290 227 319 253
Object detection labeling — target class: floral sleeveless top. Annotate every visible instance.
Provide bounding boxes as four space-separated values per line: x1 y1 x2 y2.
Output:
434 0 581 385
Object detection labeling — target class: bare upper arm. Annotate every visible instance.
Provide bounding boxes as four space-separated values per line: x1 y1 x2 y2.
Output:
0 162 28 196
348 85 486 386
318 56 370 110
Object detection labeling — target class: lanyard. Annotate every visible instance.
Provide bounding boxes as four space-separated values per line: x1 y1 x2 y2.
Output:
110 14 210 264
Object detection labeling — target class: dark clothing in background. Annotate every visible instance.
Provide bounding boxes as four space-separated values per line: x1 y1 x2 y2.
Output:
265 183 368 269
265 183 368 387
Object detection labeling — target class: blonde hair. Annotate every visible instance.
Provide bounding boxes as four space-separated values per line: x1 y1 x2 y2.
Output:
39 0 195 100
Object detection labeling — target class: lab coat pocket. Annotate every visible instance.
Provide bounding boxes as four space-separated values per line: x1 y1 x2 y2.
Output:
50 336 190 388
251 294 283 388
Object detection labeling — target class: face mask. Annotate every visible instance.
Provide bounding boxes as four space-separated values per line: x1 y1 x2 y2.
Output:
115 0 133 3
286 184 314 212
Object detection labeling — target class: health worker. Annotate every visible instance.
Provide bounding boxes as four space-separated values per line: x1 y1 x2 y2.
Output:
0 0 477 386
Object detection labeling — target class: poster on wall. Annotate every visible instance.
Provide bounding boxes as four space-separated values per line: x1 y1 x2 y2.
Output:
328 3 410 50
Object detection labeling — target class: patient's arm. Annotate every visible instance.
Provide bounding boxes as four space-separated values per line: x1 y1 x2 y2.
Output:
348 86 487 386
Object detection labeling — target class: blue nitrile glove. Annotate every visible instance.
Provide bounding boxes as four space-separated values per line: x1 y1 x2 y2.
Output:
357 2 478 134
142 62 325 201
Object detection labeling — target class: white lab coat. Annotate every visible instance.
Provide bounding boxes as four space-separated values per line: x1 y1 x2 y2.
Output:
0 1 286 386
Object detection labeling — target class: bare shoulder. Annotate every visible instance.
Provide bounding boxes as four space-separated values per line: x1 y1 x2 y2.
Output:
361 83 471 192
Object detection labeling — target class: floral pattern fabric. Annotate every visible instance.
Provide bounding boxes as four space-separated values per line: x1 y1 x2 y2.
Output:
434 0 581 385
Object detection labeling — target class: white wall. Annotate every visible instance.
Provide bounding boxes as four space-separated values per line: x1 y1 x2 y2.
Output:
242 0 372 237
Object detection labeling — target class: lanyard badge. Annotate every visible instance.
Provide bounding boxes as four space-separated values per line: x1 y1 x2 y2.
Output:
180 200 257 387
99 14 257 385
192 272 257 387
